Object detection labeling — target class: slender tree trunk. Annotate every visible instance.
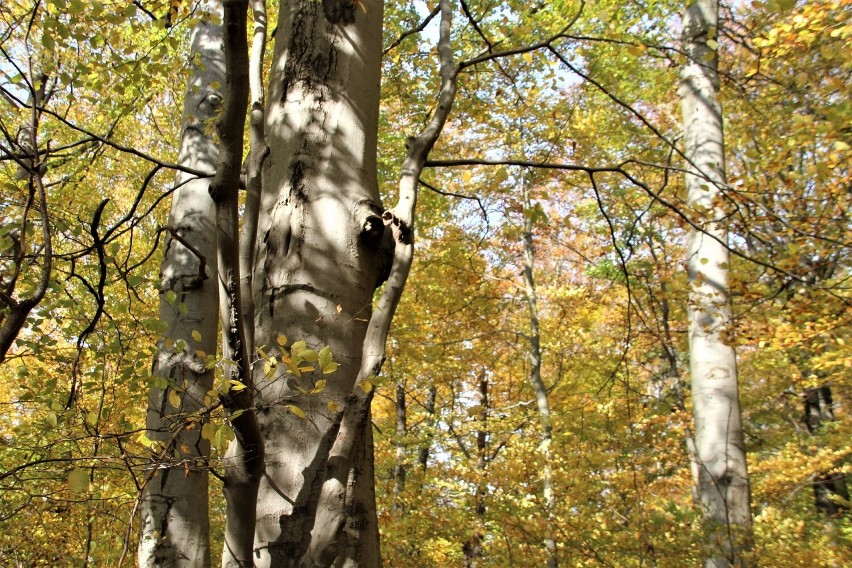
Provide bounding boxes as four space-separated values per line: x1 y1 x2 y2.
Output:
521 184 557 567
250 1 386 565
138 11 222 567
804 385 849 517
394 382 407 504
208 2 266 566
417 385 438 473
464 373 488 568
679 2 753 565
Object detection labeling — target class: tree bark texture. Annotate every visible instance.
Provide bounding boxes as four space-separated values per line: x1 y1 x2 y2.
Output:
679 1 753 566
138 12 222 568
250 1 386 565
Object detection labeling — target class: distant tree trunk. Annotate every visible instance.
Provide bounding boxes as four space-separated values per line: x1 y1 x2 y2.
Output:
521 184 557 567
803 385 849 517
679 1 753 566
464 372 488 568
249 1 387 565
138 11 222 568
394 382 407 502
417 385 438 473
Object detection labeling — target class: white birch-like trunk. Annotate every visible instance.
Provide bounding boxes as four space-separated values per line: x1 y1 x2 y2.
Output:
250 1 386 565
138 12 223 568
679 1 753 565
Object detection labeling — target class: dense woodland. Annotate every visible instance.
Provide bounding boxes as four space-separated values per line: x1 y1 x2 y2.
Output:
0 0 849 566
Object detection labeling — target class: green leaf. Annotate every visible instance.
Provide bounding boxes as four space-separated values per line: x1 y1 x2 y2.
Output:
318 346 333 369
68 468 89 493
290 340 307 363
201 422 216 442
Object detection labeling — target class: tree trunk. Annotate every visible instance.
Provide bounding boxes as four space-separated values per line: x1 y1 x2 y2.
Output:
521 184 557 567
250 1 386 565
138 11 222 568
417 386 438 473
804 385 849 517
464 373 488 568
393 382 407 504
679 1 753 566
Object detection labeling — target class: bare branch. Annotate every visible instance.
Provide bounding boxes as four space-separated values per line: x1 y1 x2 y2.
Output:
382 5 440 56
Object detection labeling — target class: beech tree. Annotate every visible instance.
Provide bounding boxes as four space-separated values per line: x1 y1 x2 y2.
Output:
140 0 463 564
137 8 222 565
679 0 753 565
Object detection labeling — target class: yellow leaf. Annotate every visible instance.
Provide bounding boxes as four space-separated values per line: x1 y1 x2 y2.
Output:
168 389 182 409
287 404 305 419
191 329 202 342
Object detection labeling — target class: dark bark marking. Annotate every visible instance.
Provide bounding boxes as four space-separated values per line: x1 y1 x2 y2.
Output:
268 421 342 566
322 0 356 24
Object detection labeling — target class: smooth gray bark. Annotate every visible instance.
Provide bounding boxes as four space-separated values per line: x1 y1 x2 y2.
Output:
138 13 222 568
250 1 386 565
679 1 753 565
